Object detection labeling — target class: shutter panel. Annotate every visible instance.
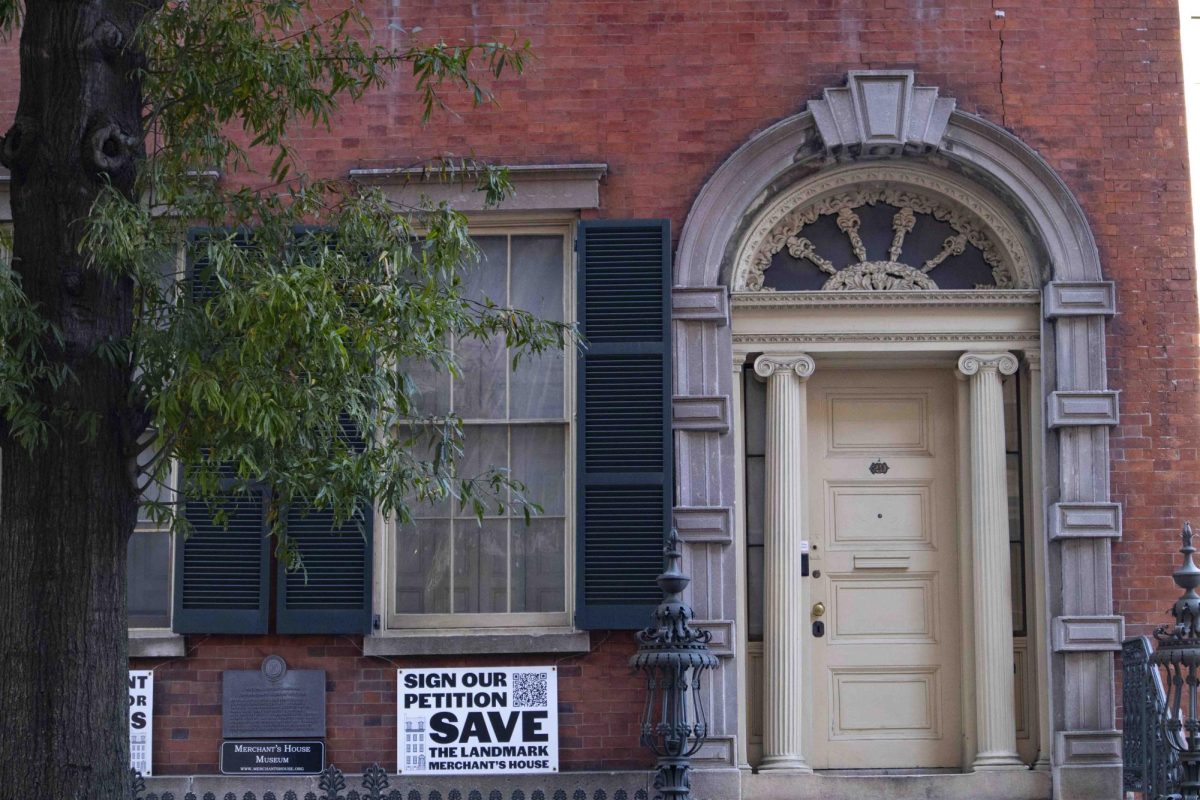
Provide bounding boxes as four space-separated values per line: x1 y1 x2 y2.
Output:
174 230 272 634
173 489 271 634
276 414 374 634
275 505 373 634
575 220 673 630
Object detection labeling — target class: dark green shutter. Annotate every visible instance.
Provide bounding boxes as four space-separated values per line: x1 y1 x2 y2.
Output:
275 505 373 634
575 220 673 630
174 231 272 634
173 489 271 634
276 414 373 634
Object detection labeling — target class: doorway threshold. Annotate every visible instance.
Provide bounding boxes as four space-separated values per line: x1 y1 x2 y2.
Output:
816 767 963 776
742 768 1050 800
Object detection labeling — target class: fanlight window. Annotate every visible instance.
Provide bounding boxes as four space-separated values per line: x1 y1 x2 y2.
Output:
743 186 1017 292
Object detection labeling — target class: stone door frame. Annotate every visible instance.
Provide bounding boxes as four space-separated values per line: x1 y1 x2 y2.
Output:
672 71 1119 800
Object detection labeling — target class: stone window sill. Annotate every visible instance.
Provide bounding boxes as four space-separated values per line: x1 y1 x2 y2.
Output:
129 630 187 658
363 629 591 657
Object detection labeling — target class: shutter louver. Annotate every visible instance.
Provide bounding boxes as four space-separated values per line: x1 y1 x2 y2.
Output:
275 505 372 634
276 414 373 634
173 491 271 634
576 220 673 630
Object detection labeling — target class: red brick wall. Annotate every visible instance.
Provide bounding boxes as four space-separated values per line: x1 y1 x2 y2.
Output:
6 0 1199 772
132 632 650 774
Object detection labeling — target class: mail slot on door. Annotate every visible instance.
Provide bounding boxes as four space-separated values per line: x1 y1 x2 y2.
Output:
800 539 810 577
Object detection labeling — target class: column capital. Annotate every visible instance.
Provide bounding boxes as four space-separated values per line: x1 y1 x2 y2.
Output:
754 353 816 381
1023 348 1041 372
957 351 1019 378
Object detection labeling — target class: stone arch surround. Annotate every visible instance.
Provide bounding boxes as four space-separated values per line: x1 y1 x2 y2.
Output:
671 72 1120 800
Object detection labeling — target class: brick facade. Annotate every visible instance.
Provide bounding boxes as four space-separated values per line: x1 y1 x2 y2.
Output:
5 0 1197 783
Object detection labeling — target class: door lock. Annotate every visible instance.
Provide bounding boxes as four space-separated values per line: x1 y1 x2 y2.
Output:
812 602 826 618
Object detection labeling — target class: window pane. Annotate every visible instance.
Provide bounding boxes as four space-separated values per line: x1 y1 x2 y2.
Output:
511 517 566 612
748 545 764 641
455 236 508 419
394 520 451 613
744 372 767 457
1010 541 1026 634
455 334 506 419
746 456 765 547
511 425 565 516
405 354 450 416
457 425 509 517
127 532 171 628
511 236 564 322
136 445 172 524
510 351 564 420
510 236 565 419
453 519 508 613
1003 374 1020 453
462 236 508 304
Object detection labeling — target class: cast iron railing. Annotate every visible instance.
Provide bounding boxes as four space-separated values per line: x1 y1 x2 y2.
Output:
129 764 649 800
1124 635 1181 797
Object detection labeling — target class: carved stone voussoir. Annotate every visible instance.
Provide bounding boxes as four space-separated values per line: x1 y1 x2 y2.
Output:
957 351 1019 377
809 70 955 158
753 353 816 380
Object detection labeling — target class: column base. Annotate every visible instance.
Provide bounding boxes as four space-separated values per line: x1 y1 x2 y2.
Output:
757 755 813 774
1032 755 1051 772
973 751 1027 771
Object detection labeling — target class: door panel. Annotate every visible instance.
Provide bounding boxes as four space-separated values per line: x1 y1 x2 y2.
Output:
808 368 962 769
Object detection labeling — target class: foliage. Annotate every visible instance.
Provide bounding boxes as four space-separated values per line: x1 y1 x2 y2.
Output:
0 0 567 568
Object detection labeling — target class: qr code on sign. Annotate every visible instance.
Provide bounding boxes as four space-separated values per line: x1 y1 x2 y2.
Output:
512 672 548 708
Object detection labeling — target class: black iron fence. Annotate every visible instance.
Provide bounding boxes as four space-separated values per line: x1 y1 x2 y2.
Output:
1123 636 1181 798
130 764 649 800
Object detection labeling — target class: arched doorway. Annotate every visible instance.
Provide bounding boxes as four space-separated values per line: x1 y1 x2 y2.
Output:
731 161 1040 773
673 71 1119 799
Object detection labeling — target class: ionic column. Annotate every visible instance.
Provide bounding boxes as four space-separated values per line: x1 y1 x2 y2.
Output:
754 353 815 773
957 352 1025 771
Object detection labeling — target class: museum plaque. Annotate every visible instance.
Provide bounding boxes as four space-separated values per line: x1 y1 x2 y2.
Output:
220 741 325 775
222 655 326 738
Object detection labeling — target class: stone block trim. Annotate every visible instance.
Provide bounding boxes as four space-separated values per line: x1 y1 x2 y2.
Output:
1047 391 1120 428
1049 502 1122 540
1043 281 1117 318
1051 616 1124 652
671 286 729 325
1054 730 1123 765
672 395 730 432
673 505 733 543
693 619 735 656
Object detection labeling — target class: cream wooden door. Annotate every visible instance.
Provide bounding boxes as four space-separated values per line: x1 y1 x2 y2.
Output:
806 368 962 769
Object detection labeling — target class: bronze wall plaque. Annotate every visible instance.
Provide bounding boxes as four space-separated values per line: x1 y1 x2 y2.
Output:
222 655 326 739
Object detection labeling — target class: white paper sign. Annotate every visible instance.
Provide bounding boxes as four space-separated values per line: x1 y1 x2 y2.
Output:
129 670 153 776
397 666 558 775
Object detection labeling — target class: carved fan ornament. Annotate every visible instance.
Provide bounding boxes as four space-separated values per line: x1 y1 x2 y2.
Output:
742 186 1017 292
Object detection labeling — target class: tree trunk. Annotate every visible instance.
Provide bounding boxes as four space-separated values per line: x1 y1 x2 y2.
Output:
1 1 147 798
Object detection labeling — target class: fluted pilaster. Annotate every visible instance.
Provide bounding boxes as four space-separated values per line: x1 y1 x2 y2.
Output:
1025 351 1053 772
958 351 1025 771
754 353 815 773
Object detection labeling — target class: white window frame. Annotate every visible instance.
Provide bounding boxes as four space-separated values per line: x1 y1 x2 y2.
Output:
375 217 580 639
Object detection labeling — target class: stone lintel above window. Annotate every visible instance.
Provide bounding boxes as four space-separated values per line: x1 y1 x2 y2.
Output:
348 163 607 212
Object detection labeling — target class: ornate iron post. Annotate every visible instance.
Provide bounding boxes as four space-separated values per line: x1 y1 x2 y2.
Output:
631 531 719 800
1152 523 1200 800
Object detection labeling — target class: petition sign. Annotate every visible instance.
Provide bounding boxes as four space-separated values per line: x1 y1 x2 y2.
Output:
397 667 557 775
129 670 153 776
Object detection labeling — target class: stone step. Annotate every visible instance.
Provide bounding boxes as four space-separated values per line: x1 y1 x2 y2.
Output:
740 768 1051 800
